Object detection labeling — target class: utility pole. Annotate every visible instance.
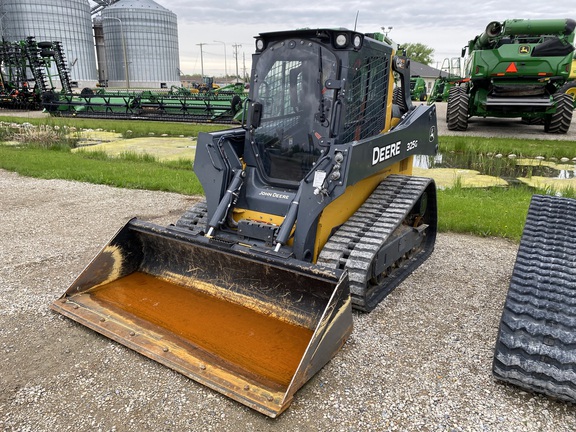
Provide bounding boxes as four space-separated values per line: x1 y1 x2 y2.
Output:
196 43 207 78
232 43 242 82
214 40 227 82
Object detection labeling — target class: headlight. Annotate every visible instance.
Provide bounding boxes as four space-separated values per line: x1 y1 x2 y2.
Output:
335 34 348 48
353 34 362 49
255 38 265 51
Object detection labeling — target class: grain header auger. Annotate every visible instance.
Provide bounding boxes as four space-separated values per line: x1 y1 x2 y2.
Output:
51 28 438 417
447 18 576 133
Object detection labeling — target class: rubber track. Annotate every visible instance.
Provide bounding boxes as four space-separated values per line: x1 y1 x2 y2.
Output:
317 175 436 311
493 194 576 402
174 200 209 235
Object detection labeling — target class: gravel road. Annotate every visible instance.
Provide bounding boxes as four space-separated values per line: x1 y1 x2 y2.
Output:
1 168 575 431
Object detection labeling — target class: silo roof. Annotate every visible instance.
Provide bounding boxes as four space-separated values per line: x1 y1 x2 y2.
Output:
107 0 171 12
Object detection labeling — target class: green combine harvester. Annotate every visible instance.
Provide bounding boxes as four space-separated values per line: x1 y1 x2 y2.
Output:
447 18 576 133
427 58 463 104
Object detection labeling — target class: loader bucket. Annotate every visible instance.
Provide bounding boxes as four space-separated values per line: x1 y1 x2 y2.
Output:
51 219 352 418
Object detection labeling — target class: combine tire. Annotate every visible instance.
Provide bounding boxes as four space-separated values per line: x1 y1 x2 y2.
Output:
544 93 573 133
559 80 576 106
493 195 576 403
446 86 469 130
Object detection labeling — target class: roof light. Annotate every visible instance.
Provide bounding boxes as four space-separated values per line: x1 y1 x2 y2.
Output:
335 34 348 48
255 38 265 51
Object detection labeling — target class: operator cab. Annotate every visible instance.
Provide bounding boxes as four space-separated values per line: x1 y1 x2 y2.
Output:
244 29 393 188
247 34 338 186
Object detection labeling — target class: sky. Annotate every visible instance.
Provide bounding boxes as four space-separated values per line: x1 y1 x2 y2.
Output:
92 0 575 77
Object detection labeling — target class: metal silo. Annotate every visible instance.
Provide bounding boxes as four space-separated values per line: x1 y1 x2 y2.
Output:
0 0 98 89
101 0 180 89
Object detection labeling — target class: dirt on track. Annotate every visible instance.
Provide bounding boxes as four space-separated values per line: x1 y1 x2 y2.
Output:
1 168 576 432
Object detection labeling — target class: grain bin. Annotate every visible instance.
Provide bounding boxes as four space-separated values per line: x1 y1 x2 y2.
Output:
101 0 180 88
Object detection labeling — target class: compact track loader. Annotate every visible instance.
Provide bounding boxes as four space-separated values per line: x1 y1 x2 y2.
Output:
52 28 438 417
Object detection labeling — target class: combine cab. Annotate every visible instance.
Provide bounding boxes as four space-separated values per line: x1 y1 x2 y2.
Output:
52 28 438 417
448 18 576 132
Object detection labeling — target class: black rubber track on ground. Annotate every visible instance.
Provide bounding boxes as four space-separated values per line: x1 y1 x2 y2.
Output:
493 194 576 403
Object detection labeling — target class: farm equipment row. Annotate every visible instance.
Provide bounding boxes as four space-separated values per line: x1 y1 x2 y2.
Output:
0 36 247 123
42 83 246 123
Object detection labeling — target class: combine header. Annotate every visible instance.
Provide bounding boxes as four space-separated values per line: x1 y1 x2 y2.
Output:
43 83 246 123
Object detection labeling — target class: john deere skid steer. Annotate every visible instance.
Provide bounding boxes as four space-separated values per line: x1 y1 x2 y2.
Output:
52 28 438 417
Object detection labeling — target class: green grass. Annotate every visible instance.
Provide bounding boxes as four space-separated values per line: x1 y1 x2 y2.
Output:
0 145 202 195
438 184 576 242
438 185 531 241
439 135 576 159
436 136 576 241
0 115 231 138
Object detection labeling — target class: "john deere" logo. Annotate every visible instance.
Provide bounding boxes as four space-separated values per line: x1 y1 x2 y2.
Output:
519 45 530 54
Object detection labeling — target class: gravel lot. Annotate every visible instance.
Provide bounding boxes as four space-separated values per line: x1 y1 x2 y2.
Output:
1 167 575 432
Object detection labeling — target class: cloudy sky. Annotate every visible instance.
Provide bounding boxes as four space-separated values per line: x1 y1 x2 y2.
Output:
95 0 575 76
